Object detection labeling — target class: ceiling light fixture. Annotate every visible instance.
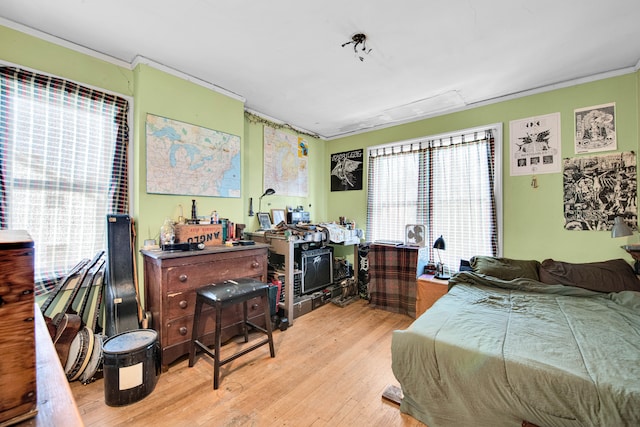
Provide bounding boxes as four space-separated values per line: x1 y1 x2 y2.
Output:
341 33 372 62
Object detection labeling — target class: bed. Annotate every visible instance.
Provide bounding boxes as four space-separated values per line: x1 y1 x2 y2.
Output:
391 257 640 427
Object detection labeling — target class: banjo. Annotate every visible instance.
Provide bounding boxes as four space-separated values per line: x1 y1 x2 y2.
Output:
40 258 90 338
79 263 107 384
64 254 105 381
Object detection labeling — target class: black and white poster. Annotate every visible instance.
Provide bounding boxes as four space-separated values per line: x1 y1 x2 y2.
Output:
509 112 561 176
331 149 363 191
575 102 616 154
563 151 636 231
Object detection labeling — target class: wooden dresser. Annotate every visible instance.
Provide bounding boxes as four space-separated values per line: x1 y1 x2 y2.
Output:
141 244 269 368
0 230 37 425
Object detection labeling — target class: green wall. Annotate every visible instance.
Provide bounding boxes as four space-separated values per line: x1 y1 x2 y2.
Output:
0 24 326 302
131 63 245 246
2 22 640 282
243 119 327 230
327 73 640 263
0 25 133 98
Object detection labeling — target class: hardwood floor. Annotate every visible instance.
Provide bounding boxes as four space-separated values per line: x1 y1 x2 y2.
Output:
69 299 427 427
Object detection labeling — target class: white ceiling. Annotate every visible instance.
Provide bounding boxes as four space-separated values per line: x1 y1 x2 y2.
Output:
2 0 640 140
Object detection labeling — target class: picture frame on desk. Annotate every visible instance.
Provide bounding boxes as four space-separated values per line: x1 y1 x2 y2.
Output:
257 212 272 230
271 209 286 226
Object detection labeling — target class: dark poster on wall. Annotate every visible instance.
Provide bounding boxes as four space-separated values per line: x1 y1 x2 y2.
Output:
330 149 363 191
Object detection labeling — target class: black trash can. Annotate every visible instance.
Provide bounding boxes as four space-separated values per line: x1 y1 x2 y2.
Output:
103 329 160 406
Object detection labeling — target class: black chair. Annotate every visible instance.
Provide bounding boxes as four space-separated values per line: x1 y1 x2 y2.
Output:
188 278 275 389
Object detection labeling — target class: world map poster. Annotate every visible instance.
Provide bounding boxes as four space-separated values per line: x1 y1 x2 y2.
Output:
146 114 241 197
263 126 308 197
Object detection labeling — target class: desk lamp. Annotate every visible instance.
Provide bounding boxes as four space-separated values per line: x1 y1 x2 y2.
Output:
611 216 633 238
433 235 450 280
258 188 275 213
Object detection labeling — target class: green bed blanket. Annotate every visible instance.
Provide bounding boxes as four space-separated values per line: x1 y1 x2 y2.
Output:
391 272 640 427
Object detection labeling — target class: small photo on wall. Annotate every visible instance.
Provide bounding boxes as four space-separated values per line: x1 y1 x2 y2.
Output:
331 149 363 191
574 102 616 154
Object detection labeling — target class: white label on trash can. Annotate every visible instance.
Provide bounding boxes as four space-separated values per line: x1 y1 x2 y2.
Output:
119 362 143 390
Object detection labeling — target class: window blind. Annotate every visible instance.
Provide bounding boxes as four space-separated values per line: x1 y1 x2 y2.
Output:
0 66 129 294
367 128 498 271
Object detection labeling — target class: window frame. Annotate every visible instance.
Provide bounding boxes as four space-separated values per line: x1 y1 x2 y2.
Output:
0 60 134 291
366 123 503 263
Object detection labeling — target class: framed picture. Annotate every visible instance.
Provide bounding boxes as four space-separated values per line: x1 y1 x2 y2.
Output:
271 209 286 225
330 149 363 191
574 102 616 153
509 112 561 176
257 212 272 230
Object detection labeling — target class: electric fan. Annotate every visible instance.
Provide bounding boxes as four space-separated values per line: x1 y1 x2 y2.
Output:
404 224 426 247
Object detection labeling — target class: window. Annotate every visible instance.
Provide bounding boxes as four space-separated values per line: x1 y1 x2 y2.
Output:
0 66 129 295
367 125 501 271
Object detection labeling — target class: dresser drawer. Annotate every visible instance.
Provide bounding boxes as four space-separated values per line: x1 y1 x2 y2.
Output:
166 289 197 319
166 256 265 292
166 286 268 320
164 297 265 347
165 307 236 344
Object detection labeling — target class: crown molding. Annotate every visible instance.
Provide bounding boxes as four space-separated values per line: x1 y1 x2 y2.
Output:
131 56 245 103
1 17 131 69
1 17 245 103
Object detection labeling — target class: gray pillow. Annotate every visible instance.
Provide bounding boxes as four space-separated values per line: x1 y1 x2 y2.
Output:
471 256 540 281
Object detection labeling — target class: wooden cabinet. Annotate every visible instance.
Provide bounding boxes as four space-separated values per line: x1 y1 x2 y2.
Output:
141 244 269 368
416 274 448 317
0 230 36 425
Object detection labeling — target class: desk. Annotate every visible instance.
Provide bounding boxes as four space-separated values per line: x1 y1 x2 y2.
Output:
622 245 640 273
247 233 313 325
246 232 359 325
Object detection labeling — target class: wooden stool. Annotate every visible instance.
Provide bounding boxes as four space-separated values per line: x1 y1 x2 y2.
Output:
188 278 275 389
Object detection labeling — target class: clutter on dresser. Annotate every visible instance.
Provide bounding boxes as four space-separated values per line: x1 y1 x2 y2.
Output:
158 201 245 251
173 223 223 248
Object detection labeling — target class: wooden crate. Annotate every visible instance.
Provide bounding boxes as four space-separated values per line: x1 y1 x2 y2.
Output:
0 230 37 425
174 224 223 246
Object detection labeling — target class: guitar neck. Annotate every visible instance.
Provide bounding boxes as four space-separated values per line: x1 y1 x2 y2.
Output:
54 251 105 327
77 257 106 323
89 265 106 333
39 258 90 315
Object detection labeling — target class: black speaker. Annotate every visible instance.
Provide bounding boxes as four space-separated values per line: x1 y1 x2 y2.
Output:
105 214 140 336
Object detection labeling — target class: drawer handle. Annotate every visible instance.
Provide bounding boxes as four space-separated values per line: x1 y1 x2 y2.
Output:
179 274 188 282
179 300 188 309
251 261 259 269
179 326 188 336
251 303 259 310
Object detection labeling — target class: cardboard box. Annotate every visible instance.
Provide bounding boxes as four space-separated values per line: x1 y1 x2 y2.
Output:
174 224 223 246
